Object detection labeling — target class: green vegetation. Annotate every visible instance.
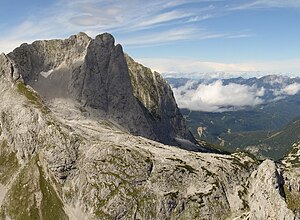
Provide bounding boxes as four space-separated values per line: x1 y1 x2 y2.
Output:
286 156 300 167
16 82 49 114
222 117 300 160
91 170 156 219
284 185 300 212
166 157 185 163
164 191 179 199
3 156 68 220
37 161 68 220
201 167 215 177
238 188 249 210
166 157 197 174
5 158 41 220
181 95 300 160
0 140 20 184
183 107 300 160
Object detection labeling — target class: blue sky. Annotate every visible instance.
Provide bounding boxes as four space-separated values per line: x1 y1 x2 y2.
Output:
1 0 300 77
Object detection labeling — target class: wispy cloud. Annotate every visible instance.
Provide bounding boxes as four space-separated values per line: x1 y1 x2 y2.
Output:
0 0 253 53
121 28 198 46
131 11 193 30
231 0 300 10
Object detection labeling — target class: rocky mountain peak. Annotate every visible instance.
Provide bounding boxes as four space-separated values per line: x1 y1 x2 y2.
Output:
94 32 115 48
6 32 199 149
73 31 91 39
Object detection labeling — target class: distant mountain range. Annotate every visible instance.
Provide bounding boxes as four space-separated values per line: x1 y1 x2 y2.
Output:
167 75 300 160
167 74 300 101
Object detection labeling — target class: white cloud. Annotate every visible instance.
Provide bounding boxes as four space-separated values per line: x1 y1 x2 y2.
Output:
131 11 192 30
187 14 213 22
274 83 300 96
172 80 265 112
70 15 100 26
121 28 198 46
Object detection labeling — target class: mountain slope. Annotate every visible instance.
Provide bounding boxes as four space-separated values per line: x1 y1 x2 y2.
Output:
280 142 300 218
221 117 300 160
0 33 297 219
0 53 255 219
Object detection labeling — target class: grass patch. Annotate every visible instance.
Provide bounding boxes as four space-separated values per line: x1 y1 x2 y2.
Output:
201 167 215 177
16 82 49 114
37 161 68 220
0 140 20 184
5 158 41 220
284 185 300 212
3 156 68 220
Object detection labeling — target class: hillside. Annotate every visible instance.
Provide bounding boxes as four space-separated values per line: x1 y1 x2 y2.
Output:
221 117 300 160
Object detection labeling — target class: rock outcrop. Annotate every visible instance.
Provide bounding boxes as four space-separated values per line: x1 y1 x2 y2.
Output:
280 142 300 218
248 160 295 219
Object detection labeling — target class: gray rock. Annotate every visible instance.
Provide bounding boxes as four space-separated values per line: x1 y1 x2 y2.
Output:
248 159 295 220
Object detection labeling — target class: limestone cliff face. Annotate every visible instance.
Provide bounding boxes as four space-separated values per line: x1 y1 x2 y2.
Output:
8 32 198 148
126 55 196 146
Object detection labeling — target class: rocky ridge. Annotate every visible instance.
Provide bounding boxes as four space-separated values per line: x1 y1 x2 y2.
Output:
0 33 298 219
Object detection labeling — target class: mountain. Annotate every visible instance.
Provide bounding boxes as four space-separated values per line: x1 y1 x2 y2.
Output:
8 32 199 150
221 116 300 160
0 33 298 219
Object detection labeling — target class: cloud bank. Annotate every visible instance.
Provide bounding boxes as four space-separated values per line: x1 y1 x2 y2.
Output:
172 80 265 112
274 83 300 96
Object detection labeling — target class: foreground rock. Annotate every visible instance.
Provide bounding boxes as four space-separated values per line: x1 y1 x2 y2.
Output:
248 160 295 219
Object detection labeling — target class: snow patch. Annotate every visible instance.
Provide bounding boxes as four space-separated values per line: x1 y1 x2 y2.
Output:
40 69 53 78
